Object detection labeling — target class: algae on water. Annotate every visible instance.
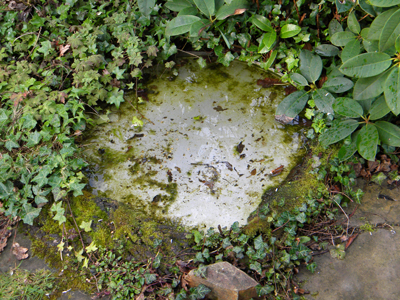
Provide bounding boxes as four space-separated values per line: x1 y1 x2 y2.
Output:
82 60 305 228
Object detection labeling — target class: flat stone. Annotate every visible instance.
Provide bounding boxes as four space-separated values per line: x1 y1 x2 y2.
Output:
345 181 400 227
296 227 400 299
187 261 261 300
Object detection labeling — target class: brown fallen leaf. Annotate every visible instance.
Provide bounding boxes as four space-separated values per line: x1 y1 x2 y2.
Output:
275 114 294 125
0 230 11 253
234 8 247 15
250 169 256 176
345 234 359 250
59 44 70 57
12 242 29 260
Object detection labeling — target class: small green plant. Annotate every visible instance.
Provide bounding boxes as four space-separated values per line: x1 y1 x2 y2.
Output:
0 267 56 300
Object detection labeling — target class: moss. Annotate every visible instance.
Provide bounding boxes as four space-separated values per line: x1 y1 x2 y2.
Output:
245 143 336 235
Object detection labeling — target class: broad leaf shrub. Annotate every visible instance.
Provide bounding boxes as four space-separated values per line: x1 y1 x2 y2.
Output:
276 1 400 161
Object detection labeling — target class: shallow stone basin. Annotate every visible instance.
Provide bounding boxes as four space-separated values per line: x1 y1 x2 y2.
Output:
82 60 305 228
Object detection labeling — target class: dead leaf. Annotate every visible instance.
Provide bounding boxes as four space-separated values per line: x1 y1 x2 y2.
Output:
345 234 359 250
250 169 256 176
59 44 70 57
234 8 247 15
275 114 294 125
257 77 282 88
284 85 297 95
0 230 11 253
12 242 29 260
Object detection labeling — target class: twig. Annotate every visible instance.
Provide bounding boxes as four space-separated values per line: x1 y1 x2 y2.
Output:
272 220 290 232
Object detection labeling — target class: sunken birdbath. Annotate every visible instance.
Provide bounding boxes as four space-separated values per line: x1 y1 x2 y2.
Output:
82 60 305 229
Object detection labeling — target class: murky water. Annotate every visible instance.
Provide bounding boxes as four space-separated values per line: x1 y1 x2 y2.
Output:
82 60 305 228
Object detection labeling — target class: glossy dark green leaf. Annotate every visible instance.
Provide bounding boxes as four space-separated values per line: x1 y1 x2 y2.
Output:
395 35 400 53
178 6 199 15
353 68 391 100
338 131 360 161
329 19 343 37
189 19 212 37
280 24 301 38
368 8 398 40
193 0 214 17
341 39 361 63
259 50 277 70
252 14 272 32
319 119 359 147
369 96 391 120
379 9 400 52
347 11 360 34
258 31 276 53
215 0 249 20
335 0 354 13
166 15 201 36
312 89 335 114
330 31 356 47
315 44 340 57
165 0 194 12
290 73 308 86
384 66 400 115
359 0 377 16
369 0 400 7
276 91 309 118
375 121 400 146
340 53 391 78
357 124 379 161
299 50 322 83
333 97 364 118
137 0 155 17
363 39 380 53
323 77 354 93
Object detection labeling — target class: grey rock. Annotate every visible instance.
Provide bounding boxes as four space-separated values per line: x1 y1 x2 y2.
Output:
187 261 261 300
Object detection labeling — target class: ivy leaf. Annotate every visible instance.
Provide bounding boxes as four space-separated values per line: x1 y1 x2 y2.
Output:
107 88 124 109
144 273 157 284
357 124 379 161
189 284 211 300
32 169 49 188
25 131 42 147
22 204 41 225
75 249 84 262
51 201 66 225
256 284 274 296
79 220 92 232
85 241 98 253
250 261 262 275
330 244 345 259
217 51 235 67
112 66 125 80
37 41 53 56
5 139 20 151
22 114 37 130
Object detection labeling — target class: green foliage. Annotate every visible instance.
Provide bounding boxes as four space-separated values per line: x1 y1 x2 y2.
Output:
0 267 56 299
